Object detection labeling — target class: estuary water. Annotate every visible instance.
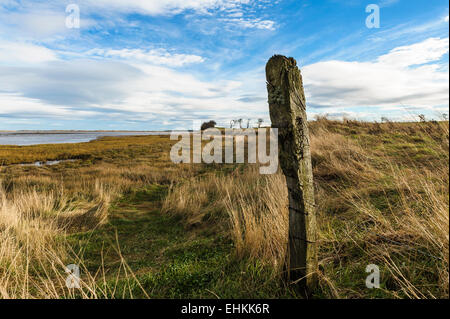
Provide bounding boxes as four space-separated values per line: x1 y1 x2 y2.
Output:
0 131 170 146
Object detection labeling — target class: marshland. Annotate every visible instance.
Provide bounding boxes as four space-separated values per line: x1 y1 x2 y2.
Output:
0 118 448 299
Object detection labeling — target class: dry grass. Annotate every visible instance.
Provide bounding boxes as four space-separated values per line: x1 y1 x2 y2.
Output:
0 182 111 298
311 120 448 298
0 135 199 298
162 167 289 268
163 119 449 298
0 121 448 298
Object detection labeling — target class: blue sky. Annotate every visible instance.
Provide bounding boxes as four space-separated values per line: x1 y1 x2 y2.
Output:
0 0 448 130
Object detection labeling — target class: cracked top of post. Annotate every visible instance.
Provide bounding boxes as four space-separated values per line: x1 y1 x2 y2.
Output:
267 55 297 69
265 55 302 90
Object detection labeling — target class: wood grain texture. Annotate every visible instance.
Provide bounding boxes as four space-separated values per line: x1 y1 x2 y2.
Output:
266 55 318 294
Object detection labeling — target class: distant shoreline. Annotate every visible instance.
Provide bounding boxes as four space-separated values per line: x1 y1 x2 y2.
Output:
0 131 177 146
0 130 174 134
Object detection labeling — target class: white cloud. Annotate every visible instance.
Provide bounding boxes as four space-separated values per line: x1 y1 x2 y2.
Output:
0 41 255 125
83 0 276 31
0 93 99 119
1 14 448 128
379 0 400 8
0 41 57 64
220 17 275 30
84 0 252 16
0 0 276 42
0 59 146 107
302 37 449 112
377 37 449 67
87 48 205 67
1 10 66 37
0 4 96 38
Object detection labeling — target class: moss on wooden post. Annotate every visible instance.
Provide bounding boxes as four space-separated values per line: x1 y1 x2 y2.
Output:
265 55 318 294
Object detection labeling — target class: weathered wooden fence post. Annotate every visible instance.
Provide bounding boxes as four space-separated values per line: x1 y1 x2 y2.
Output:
265 55 318 294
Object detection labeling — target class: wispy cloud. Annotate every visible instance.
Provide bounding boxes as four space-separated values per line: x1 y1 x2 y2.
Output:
84 0 253 16
379 0 400 8
219 17 275 30
0 0 448 129
87 48 205 67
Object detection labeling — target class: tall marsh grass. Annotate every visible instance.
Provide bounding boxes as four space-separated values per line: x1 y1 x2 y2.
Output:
0 153 187 298
162 168 289 268
163 120 449 298
1 121 448 298
0 182 111 298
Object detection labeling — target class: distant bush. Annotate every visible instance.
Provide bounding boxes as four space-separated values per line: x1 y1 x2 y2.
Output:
200 120 217 131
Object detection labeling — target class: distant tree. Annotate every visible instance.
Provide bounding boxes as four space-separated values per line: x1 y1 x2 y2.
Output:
201 120 217 131
237 118 243 129
257 118 264 128
380 117 390 123
230 120 235 128
443 113 448 121
418 114 426 122
246 119 251 128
